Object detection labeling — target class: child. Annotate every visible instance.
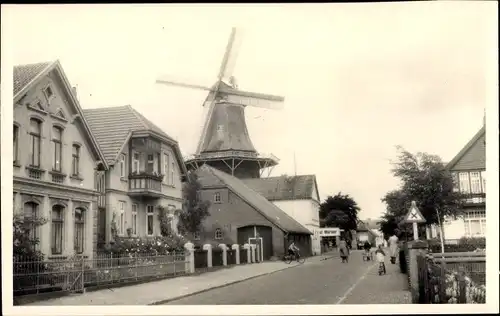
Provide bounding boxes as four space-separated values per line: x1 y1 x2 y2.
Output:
375 245 386 275
363 241 372 261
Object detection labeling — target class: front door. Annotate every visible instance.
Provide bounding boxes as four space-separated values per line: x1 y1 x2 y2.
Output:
249 237 264 262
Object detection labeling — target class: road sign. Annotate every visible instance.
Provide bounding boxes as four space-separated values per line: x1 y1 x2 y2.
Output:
403 201 426 224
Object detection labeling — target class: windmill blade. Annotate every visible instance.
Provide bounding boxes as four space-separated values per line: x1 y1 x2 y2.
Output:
195 94 218 154
219 86 285 102
155 79 212 92
225 94 284 110
217 27 243 81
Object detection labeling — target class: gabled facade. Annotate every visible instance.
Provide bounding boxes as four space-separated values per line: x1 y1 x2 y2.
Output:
242 175 322 255
13 61 108 259
83 105 188 247
194 165 312 260
444 124 486 240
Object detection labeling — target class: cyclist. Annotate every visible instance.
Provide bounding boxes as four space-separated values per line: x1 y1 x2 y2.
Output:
288 241 300 258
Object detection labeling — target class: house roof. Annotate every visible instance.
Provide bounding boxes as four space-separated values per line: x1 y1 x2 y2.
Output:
242 175 320 202
13 62 52 96
13 60 108 170
446 125 486 170
82 105 181 165
198 166 312 235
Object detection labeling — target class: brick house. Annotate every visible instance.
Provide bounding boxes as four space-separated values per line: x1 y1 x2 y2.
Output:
82 105 188 247
443 123 486 240
242 175 322 255
193 165 312 260
13 61 108 259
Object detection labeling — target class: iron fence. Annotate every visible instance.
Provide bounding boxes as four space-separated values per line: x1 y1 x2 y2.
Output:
13 251 187 297
417 252 486 304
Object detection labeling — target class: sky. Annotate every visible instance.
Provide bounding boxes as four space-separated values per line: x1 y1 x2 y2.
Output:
3 2 497 220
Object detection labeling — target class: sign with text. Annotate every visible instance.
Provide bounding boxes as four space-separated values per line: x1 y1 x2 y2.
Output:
315 228 342 237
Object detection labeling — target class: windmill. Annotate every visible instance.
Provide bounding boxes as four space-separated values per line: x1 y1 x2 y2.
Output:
156 27 284 179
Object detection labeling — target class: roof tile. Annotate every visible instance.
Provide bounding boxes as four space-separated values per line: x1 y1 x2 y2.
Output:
83 105 176 164
13 62 52 96
242 175 317 201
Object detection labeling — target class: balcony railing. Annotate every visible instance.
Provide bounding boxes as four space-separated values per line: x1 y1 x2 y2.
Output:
128 172 163 196
462 192 486 205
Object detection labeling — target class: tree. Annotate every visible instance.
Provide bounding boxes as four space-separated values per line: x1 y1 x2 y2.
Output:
379 146 465 242
319 192 361 240
176 171 211 235
13 212 47 259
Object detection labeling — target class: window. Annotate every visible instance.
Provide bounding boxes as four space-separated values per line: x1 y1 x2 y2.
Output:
214 228 223 240
44 85 54 99
171 161 175 185
458 172 470 193
147 205 154 236
118 201 125 235
470 172 481 194
132 152 140 173
214 192 221 203
74 208 85 254
120 154 126 178
147 154 154 173
24 202 40 250
13 125 19 163
29 119 42 167
72 145 80 176
51 205 64 255
163 153 170 183
131 204 138 235
451 173 459 192
481 171 486 193
157 153 161 174
51 126 62 171
193 231 200 240
463 210 486 237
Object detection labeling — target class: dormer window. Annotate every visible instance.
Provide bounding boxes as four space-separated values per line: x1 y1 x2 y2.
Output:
44 85 54 100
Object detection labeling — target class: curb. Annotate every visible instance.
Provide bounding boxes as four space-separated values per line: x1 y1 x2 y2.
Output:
149 263 299 305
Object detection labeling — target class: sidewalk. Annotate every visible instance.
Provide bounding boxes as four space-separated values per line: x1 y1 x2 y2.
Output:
338 258 412 304
22 252 335 306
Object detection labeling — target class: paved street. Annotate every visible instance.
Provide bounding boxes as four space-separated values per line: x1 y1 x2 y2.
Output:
166 251 410 305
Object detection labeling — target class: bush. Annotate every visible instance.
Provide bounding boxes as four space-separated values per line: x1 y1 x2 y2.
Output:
428 237 486 253
103 235 188 256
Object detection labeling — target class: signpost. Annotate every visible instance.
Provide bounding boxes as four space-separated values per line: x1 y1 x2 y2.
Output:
403 201 426 240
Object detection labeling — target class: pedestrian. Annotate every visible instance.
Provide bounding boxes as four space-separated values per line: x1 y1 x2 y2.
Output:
338 237 350 263
363 240 372 261
375 245 387 275
388 233 399 264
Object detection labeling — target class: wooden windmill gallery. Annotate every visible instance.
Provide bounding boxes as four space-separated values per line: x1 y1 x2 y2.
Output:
156 28 284 179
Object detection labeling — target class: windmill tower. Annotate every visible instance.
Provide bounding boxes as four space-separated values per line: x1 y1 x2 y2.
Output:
156 28 284 179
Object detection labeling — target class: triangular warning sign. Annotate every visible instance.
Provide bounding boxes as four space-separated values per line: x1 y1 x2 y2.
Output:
403 201 426 223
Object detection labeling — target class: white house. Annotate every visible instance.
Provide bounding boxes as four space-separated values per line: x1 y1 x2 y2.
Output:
243 175 322 255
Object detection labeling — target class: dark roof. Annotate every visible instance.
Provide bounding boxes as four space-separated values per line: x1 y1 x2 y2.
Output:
13 62 52 96
242 175 319 201
198 166 312 235
83 105 177 164
446 125 486 171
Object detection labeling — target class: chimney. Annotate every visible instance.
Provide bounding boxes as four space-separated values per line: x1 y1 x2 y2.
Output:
483 109 486 126
72 86 78 99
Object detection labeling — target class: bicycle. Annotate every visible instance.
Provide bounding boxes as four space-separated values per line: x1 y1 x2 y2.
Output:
283 251 305 264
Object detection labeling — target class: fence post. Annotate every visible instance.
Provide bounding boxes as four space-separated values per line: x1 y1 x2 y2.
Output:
135 253 138 281
184 242 195 274
407 240 428 303
250 244 256 263
232 244 240 265
439 259 447 303
81 255 85 293
243 244 251 264
458 266 467 303
110 252 113 284
218 244 228 266
203 244 213 268
36 256 40 295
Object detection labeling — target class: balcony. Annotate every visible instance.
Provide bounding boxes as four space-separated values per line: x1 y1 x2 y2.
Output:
462 192 486 206
128 172 164 198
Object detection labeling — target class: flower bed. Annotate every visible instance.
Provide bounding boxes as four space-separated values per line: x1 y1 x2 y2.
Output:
443 270 486 304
